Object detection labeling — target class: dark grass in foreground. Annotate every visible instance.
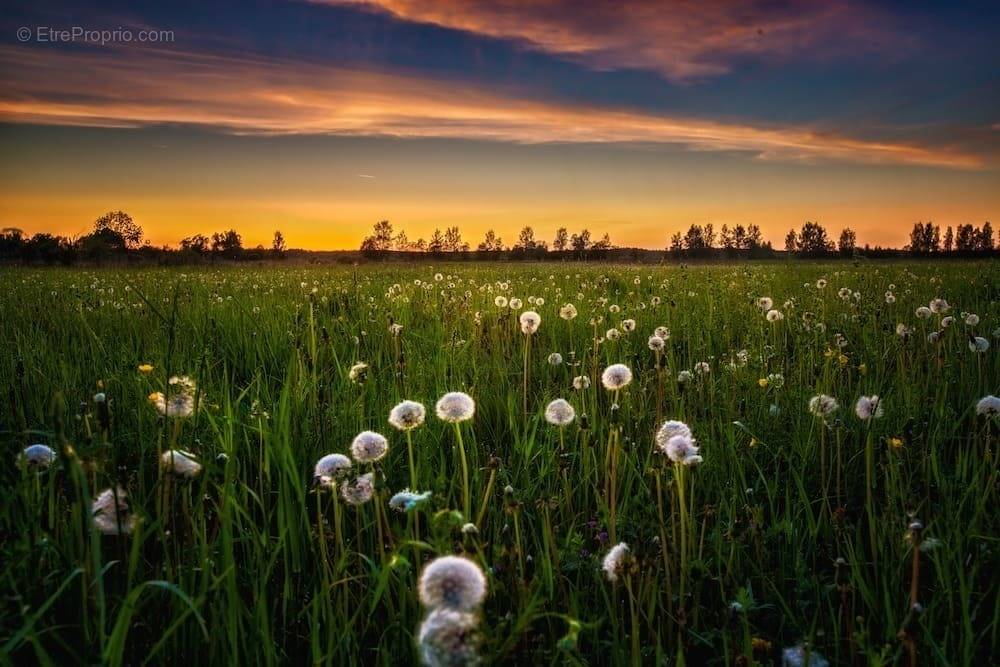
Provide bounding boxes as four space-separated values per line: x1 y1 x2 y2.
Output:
1 262 998 665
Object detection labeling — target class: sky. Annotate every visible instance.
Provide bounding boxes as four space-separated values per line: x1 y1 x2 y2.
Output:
0 0 997 250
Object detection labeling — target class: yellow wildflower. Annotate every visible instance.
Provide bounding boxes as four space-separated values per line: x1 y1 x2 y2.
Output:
138 363 154 375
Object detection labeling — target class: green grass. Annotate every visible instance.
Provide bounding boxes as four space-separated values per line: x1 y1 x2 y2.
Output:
1 261 997 666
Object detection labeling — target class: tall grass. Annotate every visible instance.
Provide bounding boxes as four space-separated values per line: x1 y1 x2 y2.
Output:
0 261 997 665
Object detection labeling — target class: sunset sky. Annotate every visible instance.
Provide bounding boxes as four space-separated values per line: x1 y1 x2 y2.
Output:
1 1 998 249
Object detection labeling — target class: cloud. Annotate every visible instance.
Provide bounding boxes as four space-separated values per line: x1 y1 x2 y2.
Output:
0 44 979 168
325 0 912 81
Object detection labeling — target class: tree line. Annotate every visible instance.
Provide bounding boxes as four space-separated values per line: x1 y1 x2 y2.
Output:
2 212 995 265
0 211 288 265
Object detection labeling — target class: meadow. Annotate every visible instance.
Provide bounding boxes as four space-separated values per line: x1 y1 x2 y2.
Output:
1 261 998 666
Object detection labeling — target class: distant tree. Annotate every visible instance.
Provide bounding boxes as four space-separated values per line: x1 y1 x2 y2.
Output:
443 226 467 252
744 225 763 250
24 233 69 264
181 234 210 254
412 237 426 252
838 227 857 256
211 229 243 259
515 226 537 250
784 228 798 253
908 221 939 254
271 230 286 257
955 224 976 252
797 221 833 256
570 229 591 255
0 227 25 259
552 227 569 252
93 210 142 249
477 229 504 252
79 227 127 259
393 229 409 251
943 226 954 253
591 233 613 250
719 225 734 252
683 224 708 253
360 220 393 252
669 232 684 255
978 222 994 251
427 229 445 253
703 223 716 249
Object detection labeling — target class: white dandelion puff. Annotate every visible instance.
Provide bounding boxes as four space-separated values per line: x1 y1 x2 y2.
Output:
601 364 633 390
314 453 352 486
20 444 57 470
808 394 839 418
148 392 195 418
92 487 137 535
654 420 692 453
389 400 427 431
915 306 932 319
757 297 773 310
350 431 389 463
544 399 576 426
348 362 369 384
976 395 1000 416
854 395 884 420
970 336 990 352
573 375 591 390
418 607 482 667
519 310 541 335
547 352 563 366
341 473 375 505
602 542 630 582
559 303 577 320
647 335 665 351
436 392 476 423
418 555 488 611
159 449 202 478
665 434 703 466
766 309 784 322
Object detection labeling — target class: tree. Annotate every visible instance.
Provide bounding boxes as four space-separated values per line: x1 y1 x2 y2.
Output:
683 224 708 253
94 211 142 249
719 225 734 252
669 232 684 255
552 227 568 252
744 225 763 250
427 229 445 253
978 222 994 251
908 222 939 254
943 226 954 253
360 220 393 252
515 226 537 250
271 230 286 257
79 227 127 260
477 229 504 252
784 229 798 253
211 229 243 259
955 224 976 252
797 222 833 256
181 234 209 254
703 223 716 249
443 226 467 252
591 233 613 250
570 229 591 255
393 230 409 251
0 227 25 259
838 227 857 256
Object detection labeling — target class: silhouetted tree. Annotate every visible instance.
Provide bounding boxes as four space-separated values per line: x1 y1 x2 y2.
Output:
181 234 210 254
838 227 857 256
94 211 142 249
978 222 994 251
570 229 591 255
552 227 568 252
427 229 445 253
797 221 833 256
477 229 504 252
211 229 243 259
360 220 393 252
271 230 286 258
943 226 954 252
784 229 798 253
443 226 468 252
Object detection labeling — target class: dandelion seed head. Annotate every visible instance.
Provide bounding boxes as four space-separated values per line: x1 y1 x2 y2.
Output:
436 392 476 423
159 449 202 478
148 391 195 418
341 472 375 505
92 487 136 535
976 395 1000 416
544 398 576 426
389 400 427 431
389 489 433 512
418 607 482 667
602 542 630 582
647 335 665 351
808 394 839 418
970 336 990 352
350 431 389 463
519 310 541 334
766 309 784 322
559 303 577 320
314 453 352 486
621 319 636 332
665 434 702 466
348 362 369 384
572 375 591 390
854 395 884 420
547 352 563 366
601 364 632 390
757 297 773 310
915 306 932 319
418 555 487 611
20 444 57 470
655 420 692 453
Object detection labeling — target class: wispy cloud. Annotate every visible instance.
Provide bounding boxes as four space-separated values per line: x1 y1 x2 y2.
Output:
0 45 979 168
326 0 912 81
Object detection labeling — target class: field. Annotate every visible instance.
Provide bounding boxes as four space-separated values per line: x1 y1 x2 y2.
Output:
1 261 998 666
